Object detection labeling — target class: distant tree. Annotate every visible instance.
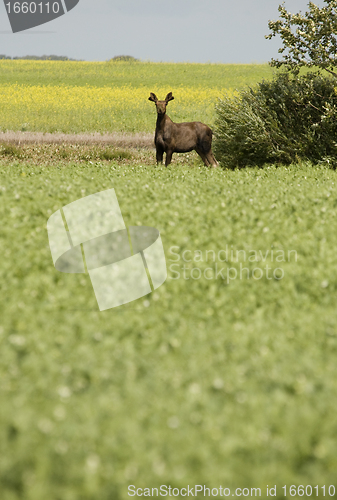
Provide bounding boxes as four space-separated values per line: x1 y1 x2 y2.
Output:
11 55 77 61
266 0 337 78
108 55 139 62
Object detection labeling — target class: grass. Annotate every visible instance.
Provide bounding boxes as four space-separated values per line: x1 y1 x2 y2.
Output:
0 60 274 87
1 59 336 498
0 60 276 134
1 151 337 499
0 143 23 158
0 143 150 166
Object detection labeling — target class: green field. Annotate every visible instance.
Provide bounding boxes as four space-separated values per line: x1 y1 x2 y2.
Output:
0 60 275 134
0 61 337 499
0 145 337 498
0 60 274 88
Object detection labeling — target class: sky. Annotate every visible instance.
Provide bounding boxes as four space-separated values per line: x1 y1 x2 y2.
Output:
0 0 326 63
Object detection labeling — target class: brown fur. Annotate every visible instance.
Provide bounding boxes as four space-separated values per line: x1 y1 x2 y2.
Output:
148 92 218 167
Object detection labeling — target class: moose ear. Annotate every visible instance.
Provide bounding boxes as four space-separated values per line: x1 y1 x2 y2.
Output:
165 92 174 102
149 92 158 103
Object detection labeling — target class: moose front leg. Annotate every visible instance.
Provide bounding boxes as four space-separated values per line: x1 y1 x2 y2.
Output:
156 146 164 165
165 150 173 167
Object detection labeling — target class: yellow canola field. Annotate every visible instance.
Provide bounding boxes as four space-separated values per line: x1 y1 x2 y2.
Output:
0 84 235 134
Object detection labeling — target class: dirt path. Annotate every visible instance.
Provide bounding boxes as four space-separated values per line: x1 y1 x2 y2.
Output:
0 131 154 148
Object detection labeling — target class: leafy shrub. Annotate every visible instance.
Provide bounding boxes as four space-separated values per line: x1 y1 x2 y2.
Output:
214 72 337 168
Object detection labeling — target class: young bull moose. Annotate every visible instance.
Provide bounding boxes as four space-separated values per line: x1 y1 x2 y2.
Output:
148 92 218 167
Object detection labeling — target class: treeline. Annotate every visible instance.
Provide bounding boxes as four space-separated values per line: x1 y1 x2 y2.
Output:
0 55 79 60
0 55 139 61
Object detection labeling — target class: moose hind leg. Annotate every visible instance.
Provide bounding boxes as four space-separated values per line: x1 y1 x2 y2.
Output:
206 149 218 167
195 147 211 167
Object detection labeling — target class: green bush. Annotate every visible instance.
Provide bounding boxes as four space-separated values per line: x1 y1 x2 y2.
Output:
214 72 337 168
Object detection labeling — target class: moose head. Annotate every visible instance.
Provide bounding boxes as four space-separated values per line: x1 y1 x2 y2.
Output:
148 92 174 115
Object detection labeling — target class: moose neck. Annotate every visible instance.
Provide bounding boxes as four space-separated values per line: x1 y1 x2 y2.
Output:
156 112 167 130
